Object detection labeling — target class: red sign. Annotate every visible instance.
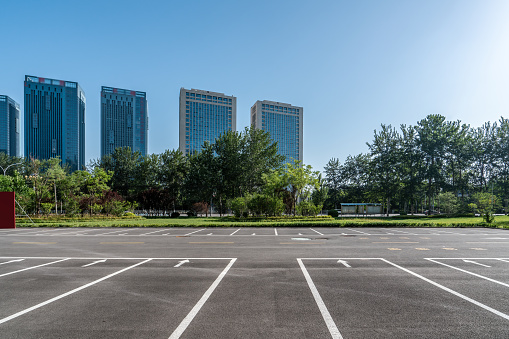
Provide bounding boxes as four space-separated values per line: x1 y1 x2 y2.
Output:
0 192 16 228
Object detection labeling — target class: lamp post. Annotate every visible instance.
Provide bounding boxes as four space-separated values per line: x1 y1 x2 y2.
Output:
0 162 23 176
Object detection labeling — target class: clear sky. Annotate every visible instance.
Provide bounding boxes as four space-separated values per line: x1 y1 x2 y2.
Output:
1 0 509 172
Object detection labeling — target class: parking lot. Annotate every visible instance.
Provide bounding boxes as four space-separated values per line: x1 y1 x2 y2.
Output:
1 227 508 338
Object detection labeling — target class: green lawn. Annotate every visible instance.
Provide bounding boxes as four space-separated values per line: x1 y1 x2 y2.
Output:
13 215 509 229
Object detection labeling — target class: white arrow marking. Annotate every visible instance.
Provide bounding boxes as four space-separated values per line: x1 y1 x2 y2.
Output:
82 259 107 267
298 233 303 235
251 233 256 235
0 259 24 266
207 233 213 236
337 260 351 268
174 260 190 268
463 260 491 267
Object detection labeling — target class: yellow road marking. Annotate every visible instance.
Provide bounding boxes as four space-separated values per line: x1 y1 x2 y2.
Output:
13 242 57 244
189 242 234 244
420 237 430 239
380 237 389 239
399 237 409 239
415 248 430 251
100 242 145 244
359 237 369 239
388 248 401 250
442 248 457 250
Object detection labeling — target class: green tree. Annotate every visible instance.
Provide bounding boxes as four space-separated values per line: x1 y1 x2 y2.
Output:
472 192 498 223
185 143 218 216
213 130 246 210
45 157 67 214
340 154 371 202
283 160 320 216
416 115 459 212
25 158 52 214
100 147 141 199
398 124 423 214
471 122 497 192
367 124 401 215
324 158 343 209
311 174 328 213
241 126 284 194
437 192 459 214
159 149 188 211
496 117 509 214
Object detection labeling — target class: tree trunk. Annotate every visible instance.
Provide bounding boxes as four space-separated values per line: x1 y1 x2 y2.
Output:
54 183 58 215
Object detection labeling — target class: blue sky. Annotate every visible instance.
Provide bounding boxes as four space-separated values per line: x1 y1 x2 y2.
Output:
1 0 509 172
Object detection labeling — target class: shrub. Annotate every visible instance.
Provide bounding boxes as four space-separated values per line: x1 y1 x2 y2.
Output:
297 201 320 216
229 197 247 218
186 210 196 217
170 211 180 218
328 209 339 218
123 212 136 217
41 203 53 216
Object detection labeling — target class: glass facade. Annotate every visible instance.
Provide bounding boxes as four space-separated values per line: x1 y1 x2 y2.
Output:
101 86 148 157
0 95 20 157
251 100 303 164
179 88 236 155
24 75 85 172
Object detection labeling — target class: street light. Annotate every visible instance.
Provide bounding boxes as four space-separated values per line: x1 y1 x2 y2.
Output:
0 162 23 176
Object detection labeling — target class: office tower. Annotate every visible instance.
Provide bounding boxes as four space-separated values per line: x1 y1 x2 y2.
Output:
251 100 303 163
0 95 20 157
101 86 148 157
24 75 85 172
179 88 236 156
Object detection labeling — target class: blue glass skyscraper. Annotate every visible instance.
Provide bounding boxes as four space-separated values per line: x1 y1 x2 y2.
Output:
24 75 85 172
0 95 20 157
251 100 303 164
179 88 236 156
101 86 148 157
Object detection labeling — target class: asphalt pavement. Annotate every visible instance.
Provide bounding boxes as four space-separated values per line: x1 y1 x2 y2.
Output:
0 226 508 338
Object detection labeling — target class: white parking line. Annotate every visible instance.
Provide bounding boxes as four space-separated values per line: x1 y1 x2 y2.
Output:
0 259 152 325
168 258 237 339
141 229 167 236
345 228 370 235
310 228 324 235
0 259 24 266
389 229 414 235
425 258 509 288
297 259 343 339
274 228 278 236
94 230 125 235
229 229 240 236
184 229 205 236
382 259 509 321
0 258 69 278
50 230 91 236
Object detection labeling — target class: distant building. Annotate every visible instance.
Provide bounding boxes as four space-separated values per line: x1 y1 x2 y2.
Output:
0 95 20 157
179 88 236 156
24 75 85 171
101 86 148 157
251 100 303 163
